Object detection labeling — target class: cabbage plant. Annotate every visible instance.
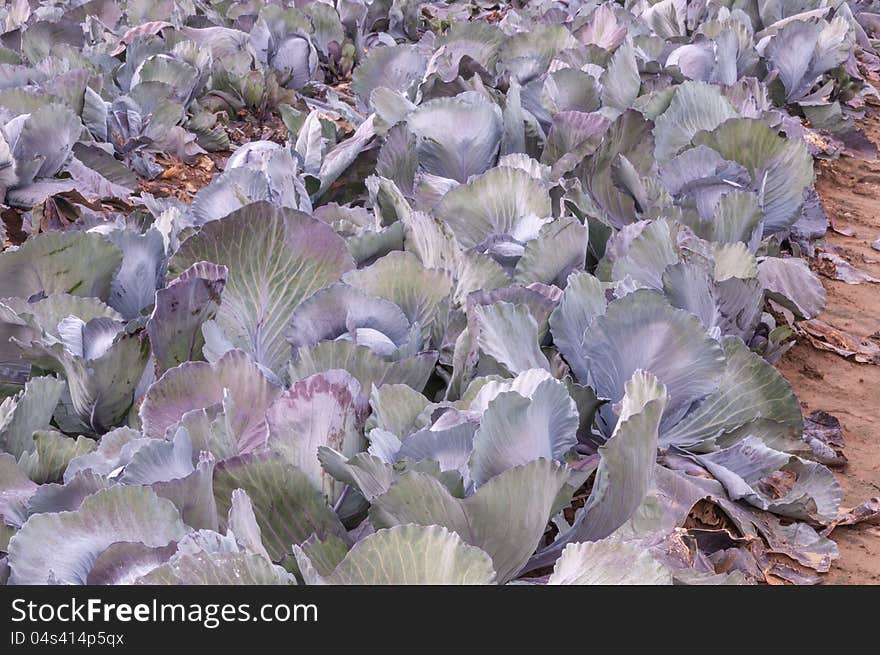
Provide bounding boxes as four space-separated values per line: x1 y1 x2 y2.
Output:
0 0 869 586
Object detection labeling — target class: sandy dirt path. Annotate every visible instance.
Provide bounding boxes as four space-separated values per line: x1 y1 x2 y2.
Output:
777 110 880 584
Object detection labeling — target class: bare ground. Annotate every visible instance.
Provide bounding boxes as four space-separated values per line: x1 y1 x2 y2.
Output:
777 110 880 584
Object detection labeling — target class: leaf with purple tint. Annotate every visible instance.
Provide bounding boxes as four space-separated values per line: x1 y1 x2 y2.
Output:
147 262 228 374
0 453 37 529
168 202 355 376
405 92 503 183
295 525 496 585
694 437 841 524
14 323 150 436
547 538 672 585
370 459 570 584
212 452 347 563
0 231 122 301
288 340 437 393
351 44 427 109
140 349 281 454
87 542 179 585
136 550 295 585
7 486 186 585
285 283 414 358
528 371 666 571
469 374 578 486
0 375 65 459
119 429 218 531
266 369 368 504
578 289 725 430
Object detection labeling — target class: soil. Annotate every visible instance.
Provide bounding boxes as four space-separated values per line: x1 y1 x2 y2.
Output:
139 152 228 203
137 112 288 202
777 109 880 584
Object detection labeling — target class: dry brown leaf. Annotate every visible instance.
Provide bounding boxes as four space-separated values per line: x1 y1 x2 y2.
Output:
796 319 880 364
802 411 847 467
818 251 880 284
823 498 880 536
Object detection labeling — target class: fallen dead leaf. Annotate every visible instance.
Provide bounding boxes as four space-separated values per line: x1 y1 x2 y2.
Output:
1 207 26 248
110 21 173 55
684 500 738 533
802 411 847 467
140 153 225 202
160 164 186 180
225 113 288 147
796 319 880 364
802 130 834 153
818 251 880 284
758 469 798 500
38 196 76 233
763 554 823 585
708 545 764 580
823 498 880 535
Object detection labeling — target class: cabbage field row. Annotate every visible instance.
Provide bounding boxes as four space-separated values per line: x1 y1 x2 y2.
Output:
0 0 875 585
